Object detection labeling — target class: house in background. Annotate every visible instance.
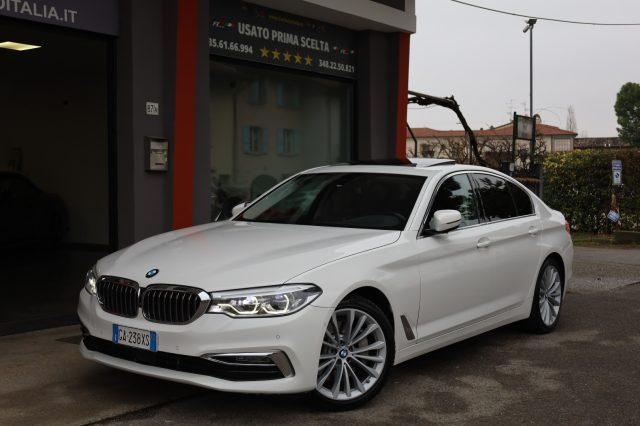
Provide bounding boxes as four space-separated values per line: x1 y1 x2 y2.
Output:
406 122 578 162
574 137 630 150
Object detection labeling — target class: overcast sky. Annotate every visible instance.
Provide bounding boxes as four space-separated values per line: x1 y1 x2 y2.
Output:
408 0 640 137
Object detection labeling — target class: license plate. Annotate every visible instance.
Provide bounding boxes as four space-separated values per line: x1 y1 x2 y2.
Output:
112 324 157 352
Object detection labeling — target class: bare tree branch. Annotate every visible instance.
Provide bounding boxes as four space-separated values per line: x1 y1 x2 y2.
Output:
408 90 486 166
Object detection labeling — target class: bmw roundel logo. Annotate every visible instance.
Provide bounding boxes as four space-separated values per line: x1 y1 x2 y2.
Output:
145 268 159 278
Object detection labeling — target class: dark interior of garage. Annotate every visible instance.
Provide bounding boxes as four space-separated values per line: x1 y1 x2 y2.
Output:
0 17 113 334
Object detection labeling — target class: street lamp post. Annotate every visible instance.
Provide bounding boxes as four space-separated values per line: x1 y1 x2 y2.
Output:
523 18 537 172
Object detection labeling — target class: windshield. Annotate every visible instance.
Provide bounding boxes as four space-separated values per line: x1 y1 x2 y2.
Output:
236 173 426 230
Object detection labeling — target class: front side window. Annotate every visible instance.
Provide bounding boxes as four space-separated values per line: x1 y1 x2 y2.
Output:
426 174 479 230
473 174 517 221
237 173 426 231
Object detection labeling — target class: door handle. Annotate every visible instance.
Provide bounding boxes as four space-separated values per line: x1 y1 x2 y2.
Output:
528 227 539 237
476 238 491 249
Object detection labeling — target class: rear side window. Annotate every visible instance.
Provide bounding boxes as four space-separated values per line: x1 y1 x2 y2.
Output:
472 174 517 221
508 182 534 216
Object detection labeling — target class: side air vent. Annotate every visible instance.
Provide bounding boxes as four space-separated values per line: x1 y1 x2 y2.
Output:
400 314 416 340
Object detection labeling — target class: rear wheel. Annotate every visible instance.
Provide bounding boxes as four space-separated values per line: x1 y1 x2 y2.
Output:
525 258 564 333
313 296 394 410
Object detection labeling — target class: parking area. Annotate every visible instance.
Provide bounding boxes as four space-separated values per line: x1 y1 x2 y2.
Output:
1 247 639 425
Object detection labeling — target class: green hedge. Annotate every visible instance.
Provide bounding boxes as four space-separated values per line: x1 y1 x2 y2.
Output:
543 149 640 233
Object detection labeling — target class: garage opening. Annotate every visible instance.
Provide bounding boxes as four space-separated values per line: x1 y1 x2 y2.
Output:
0 18 115 334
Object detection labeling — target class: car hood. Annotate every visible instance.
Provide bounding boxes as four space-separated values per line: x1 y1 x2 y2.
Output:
97 221 400 291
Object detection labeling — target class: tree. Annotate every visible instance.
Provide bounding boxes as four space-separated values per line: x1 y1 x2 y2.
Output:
566 105 578 133
614 82 640 147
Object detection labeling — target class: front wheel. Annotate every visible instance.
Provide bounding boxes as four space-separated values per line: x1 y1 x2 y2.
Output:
313 296 394 410
524 258 564 333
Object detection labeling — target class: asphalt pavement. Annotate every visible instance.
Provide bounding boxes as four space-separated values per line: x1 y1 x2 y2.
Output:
1 246 639 425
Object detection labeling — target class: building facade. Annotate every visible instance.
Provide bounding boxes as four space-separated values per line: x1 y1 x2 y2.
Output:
574 137 630 150
406 122 578 164
1 0 416 248
0 0 415 331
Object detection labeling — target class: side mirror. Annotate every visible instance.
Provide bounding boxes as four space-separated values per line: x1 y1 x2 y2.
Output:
231 202 249 217
429 210 462 233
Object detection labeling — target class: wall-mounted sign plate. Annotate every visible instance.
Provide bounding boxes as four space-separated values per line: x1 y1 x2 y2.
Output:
145 137 168 172
146 102 159 116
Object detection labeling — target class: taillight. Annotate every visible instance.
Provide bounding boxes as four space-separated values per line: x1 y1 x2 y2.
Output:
565 221 571 234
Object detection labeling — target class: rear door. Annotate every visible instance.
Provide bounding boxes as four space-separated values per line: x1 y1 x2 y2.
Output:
470 173 542 311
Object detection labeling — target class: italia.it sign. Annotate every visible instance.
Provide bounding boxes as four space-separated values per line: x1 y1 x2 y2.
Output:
0 0 118 35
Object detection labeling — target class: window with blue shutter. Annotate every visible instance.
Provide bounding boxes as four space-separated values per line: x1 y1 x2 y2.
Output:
261 128 269 154
276 82 300 109
242 126 251 153
276 129 300 156
293 129 301 155
248 80 265 105
242 126 268 155
276 128 285 154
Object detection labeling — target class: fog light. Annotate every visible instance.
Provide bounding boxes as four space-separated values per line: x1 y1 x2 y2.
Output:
204 354 274 366
202 351 294 377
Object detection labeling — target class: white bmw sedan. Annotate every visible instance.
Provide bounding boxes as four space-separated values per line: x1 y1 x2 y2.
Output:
79 160 572 409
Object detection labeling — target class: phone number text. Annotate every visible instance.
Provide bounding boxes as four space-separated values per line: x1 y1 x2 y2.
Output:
318 59 355 74
209 38 253 54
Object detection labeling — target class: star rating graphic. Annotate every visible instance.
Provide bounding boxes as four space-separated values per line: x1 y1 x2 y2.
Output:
258 47 314 67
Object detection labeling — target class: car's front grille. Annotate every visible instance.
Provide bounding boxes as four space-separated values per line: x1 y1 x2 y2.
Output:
97 276 139 318
141 285 210 324
96 276 209 325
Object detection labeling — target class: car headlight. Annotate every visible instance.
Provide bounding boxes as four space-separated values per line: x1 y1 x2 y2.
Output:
208 284 322 318
84 265 98 295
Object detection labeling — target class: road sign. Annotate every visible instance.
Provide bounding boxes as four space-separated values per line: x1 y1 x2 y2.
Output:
612 160 622 186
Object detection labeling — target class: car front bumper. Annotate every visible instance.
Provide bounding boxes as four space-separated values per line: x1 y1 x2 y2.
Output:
78 290 331 394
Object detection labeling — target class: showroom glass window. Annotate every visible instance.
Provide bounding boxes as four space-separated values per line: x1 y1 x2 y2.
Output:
210 61 353 221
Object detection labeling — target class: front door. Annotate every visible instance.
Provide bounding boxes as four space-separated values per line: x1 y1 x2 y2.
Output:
415 172 495 340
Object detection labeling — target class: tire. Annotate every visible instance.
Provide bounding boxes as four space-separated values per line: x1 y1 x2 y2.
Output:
524 257 564 334
312 295 395 410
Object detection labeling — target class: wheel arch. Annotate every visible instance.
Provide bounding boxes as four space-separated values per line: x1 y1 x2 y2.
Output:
545 252 566 286
343 286 395 330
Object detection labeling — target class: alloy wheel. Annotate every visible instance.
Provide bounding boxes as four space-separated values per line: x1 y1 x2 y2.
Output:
316 308 387 401
538 264 562 326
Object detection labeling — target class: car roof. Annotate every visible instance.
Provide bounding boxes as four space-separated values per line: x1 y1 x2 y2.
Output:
300 163 505 178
